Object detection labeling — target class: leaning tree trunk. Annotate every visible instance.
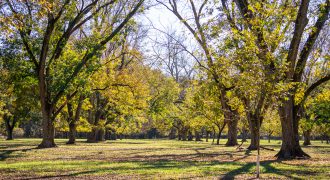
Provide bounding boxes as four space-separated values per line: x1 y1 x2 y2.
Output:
226 117 238 146
275 99 309 159
303 130 311 146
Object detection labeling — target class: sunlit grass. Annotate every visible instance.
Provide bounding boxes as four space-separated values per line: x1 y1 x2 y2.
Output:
0 138 329 179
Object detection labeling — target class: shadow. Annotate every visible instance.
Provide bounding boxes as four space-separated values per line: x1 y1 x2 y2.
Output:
220 159 320 179
0 147 37 161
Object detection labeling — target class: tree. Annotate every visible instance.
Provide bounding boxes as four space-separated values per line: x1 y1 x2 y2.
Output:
0 37 38 140
221 0 330 158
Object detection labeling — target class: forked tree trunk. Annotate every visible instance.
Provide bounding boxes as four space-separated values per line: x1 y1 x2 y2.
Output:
216 123 226 145
303 130 311 146
4 115 15 140
275 99 309 159
66 95 84 144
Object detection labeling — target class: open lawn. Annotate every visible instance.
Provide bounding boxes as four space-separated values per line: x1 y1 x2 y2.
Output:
0 138 329 179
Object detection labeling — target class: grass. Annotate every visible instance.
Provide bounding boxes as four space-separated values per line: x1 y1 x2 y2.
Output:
0 138 329 179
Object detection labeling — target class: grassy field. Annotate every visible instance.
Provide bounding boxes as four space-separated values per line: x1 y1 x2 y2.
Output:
0 138 329 179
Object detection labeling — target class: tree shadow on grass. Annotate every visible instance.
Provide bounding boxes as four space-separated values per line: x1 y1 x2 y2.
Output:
220 159 320 179
0 147 37 161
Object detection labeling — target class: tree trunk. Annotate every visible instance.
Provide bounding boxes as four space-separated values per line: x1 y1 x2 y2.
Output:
226 117 238 146
188 130 193 141
6 127 13 140
38 104 56 148
216 130 221 145
212 128 215 144
169 127 176 139
67 121 76 144
303 130 311 146
206 131 209 142
66 95 84 144
4 115 15 140
178 130 182 140
275 99 309 159
268 133 271 143
195 131 201 141
182 128 187 141
241 128 248 142
247 115 259 150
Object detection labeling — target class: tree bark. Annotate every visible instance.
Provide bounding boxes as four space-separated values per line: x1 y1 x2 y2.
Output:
195 130 201 141
303 130 311 146
38 102 56 148
66 95 84 144
6 127 14 140
188 130 193 141
216 130 221 145
212 127 215 144
241 128 248 142
226 117 238 146
275 99 310 159
4 115 16 140
67 121 77 144
182 128 187 141
206 131 210 142
169 127 176 139
247 114 261 150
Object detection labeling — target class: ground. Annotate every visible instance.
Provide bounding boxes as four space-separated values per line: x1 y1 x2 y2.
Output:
0 138 329 179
